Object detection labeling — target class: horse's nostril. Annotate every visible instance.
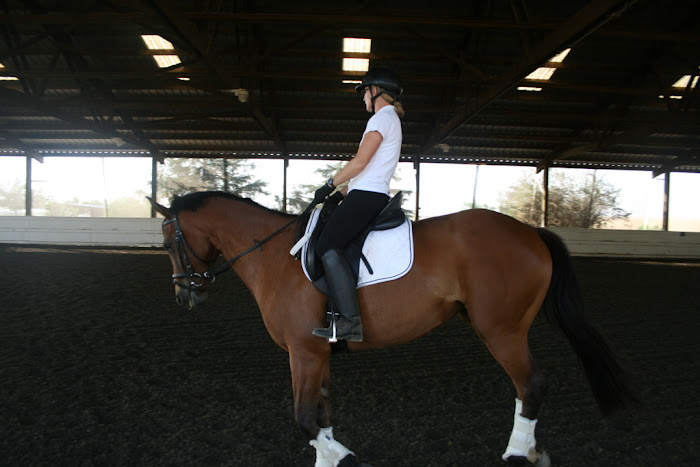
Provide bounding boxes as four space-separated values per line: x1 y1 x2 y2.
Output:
175 295 183 306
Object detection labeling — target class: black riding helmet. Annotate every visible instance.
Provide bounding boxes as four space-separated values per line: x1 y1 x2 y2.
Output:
355 67 403 100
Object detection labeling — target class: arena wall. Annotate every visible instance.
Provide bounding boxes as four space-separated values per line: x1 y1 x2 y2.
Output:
1 216 699 259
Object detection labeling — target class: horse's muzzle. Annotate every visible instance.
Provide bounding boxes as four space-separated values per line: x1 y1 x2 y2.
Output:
175 287 208 309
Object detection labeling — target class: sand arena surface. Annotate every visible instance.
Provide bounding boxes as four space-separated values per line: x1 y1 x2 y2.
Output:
1 245 698 465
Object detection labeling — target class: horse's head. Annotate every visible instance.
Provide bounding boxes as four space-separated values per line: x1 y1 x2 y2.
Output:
148 197 218 309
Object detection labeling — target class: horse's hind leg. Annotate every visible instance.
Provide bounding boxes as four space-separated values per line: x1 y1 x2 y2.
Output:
481 332 548 465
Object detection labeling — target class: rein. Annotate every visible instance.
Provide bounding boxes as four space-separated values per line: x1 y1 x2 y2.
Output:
203 214 301 280
164 203 312 290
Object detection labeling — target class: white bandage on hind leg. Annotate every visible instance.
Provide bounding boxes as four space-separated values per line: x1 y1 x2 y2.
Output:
502 398 538 461
309 426 355 467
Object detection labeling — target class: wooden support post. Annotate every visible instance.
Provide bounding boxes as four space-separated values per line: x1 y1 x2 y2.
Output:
414 160 421 220
283 155 289 213
25 156 32 216
150 157 158 218
663 171 670 231
471 164 480 209
542 166 550 227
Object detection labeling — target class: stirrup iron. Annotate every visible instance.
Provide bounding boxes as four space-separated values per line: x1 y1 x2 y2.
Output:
328 318 338 343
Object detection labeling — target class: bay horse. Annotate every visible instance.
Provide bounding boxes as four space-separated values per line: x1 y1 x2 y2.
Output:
147 191 636 466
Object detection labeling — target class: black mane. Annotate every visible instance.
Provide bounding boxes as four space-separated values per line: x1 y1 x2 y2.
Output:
169 191 294 218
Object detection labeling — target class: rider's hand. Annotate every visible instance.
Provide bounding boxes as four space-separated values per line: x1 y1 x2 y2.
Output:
312 179 335 206
327 191 344 205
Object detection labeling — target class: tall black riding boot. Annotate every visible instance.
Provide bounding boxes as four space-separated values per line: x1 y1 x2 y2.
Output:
312 249 363 342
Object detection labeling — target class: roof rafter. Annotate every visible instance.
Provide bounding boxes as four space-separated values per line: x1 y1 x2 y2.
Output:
419 0 640 155
0 85 163 161
143 0 283 150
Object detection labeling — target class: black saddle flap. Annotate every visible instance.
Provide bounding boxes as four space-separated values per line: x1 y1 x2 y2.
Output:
369 191 404 231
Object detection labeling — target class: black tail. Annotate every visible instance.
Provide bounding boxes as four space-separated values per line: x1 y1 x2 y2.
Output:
536 228 639 415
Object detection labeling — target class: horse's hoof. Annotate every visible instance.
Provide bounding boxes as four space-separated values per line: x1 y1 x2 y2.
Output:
505 451 551 467
506 456 529 466
536 450 551 467
338 454 370 466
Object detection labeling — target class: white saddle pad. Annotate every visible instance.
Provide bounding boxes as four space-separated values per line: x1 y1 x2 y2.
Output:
301 207 414 288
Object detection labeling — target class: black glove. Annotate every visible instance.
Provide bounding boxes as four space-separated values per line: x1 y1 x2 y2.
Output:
312 180 335 206
327 191 344 205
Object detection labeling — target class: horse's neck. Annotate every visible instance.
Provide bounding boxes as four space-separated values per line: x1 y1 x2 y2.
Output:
210 202 296 295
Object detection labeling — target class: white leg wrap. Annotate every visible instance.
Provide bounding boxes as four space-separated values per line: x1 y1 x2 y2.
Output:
502 398 538 462
310 427 355 467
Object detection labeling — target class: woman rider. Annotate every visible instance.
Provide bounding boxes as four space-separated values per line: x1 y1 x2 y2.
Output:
311 67 404 342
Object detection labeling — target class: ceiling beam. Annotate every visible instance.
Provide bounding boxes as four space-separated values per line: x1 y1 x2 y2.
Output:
144 0 283 149
418 0 639 155
0 12 558 30
0 130 43 161
2 11 699 43
0 85 163 161
4 67 681 97
652 153 699 178
536 120 700 172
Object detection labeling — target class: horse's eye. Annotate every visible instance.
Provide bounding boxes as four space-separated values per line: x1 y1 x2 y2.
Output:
164 242 173 252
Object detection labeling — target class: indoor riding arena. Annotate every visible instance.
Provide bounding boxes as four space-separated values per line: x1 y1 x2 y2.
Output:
2 1 700 466
1 244 698 466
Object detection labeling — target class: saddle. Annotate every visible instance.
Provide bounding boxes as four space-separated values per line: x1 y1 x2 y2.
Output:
297 192 406 295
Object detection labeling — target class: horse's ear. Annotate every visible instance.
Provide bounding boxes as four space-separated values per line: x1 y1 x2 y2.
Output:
147 197 172 218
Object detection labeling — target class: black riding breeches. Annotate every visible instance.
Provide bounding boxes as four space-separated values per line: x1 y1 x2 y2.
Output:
315 189 389 258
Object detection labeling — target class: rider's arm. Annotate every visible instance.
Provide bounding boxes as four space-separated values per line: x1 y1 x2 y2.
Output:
330 130 382 187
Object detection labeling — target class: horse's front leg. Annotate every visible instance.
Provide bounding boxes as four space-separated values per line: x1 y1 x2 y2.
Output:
289 347 358 467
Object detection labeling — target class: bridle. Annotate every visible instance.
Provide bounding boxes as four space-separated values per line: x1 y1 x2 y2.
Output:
162 215 213 294
162 208 307 297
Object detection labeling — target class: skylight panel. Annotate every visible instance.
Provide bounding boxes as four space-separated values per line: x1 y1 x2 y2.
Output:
520 48 571 92
660 66 699 99
342 37 371 81
525 67 556 81
517 86 544 92
0 63 18 80
141 34 174 50
154 55 182 68
141 34 182 68
548 48 571 63
343 38 372 54
672 73 698 89
342 58 369 72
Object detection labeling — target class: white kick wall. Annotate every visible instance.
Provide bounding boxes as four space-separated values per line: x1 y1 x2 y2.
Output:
1 216 700 259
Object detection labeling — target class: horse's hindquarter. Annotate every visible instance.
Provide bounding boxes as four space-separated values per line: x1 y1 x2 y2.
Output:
354 209 552 348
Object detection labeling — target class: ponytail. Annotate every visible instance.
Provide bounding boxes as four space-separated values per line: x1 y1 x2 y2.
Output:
393 101 405 118
381 93 405 118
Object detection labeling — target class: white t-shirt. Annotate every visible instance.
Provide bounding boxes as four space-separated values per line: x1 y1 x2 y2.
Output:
348 105 402 195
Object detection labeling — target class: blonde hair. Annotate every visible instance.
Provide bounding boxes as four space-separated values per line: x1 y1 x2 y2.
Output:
382 93 405 118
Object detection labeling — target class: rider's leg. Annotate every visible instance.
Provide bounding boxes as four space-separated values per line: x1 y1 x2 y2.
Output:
313 249 363 341
312 190 388 342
